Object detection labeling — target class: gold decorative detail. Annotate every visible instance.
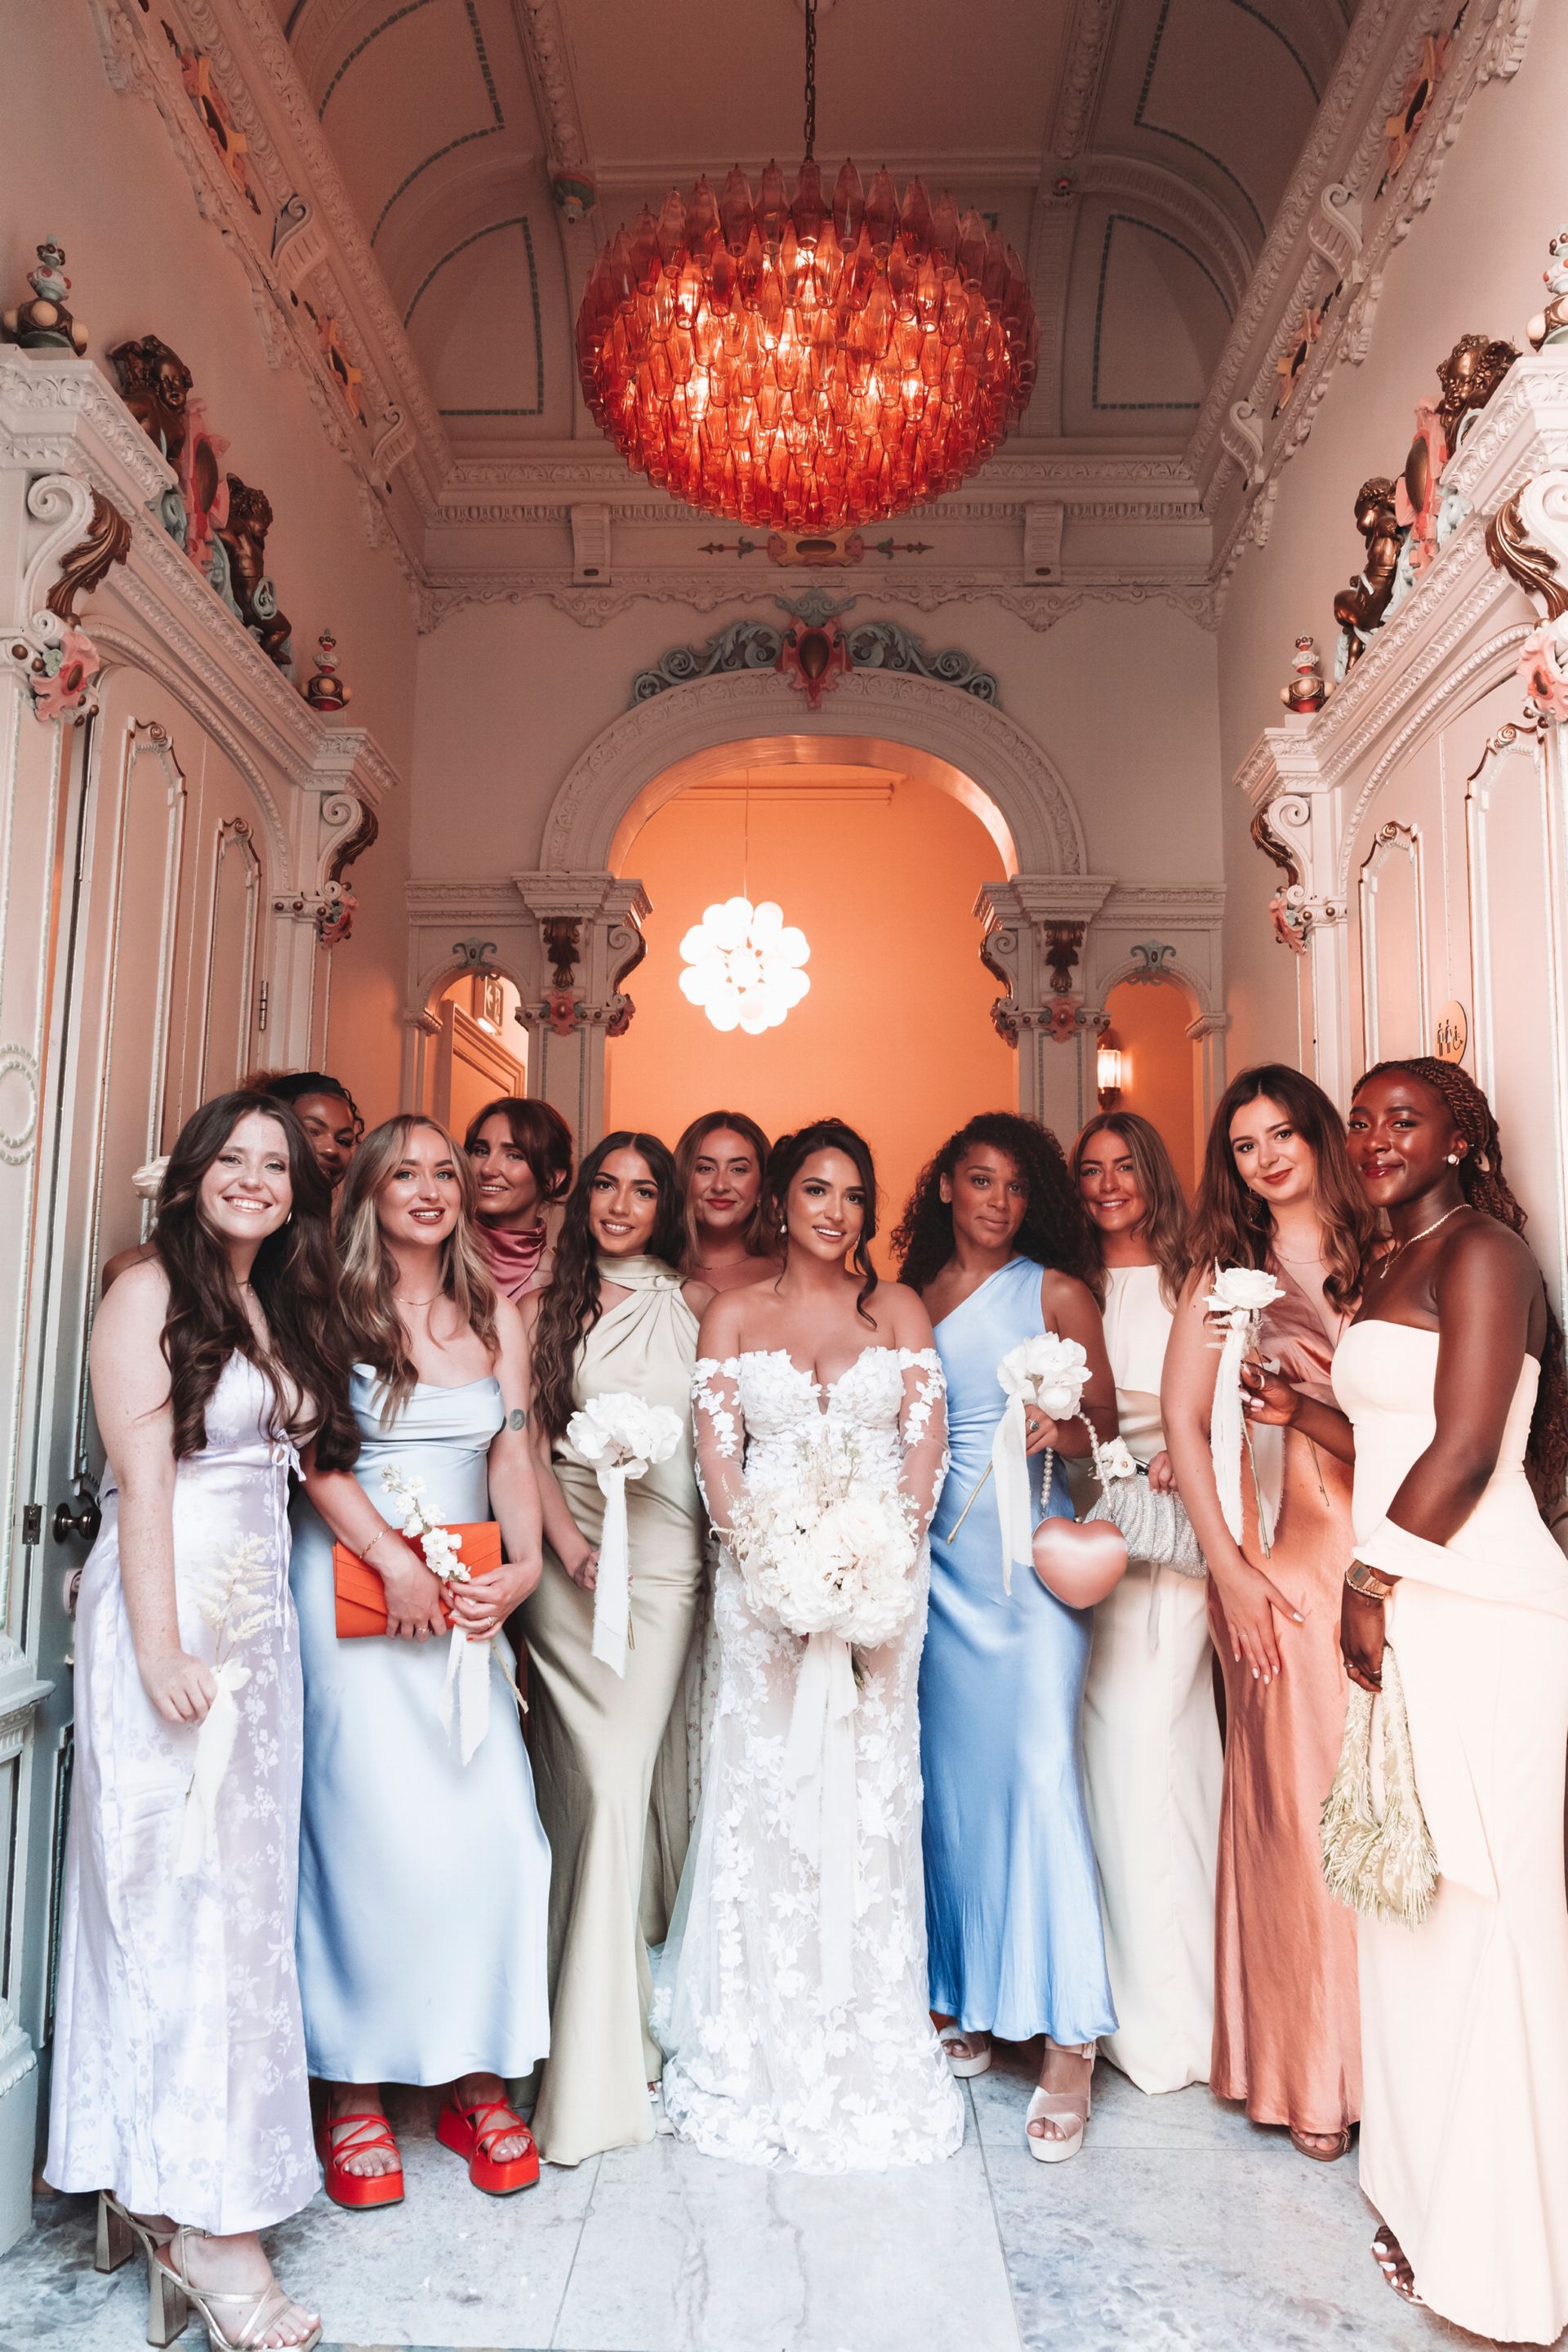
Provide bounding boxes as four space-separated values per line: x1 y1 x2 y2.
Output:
1486 488 1568 621
1434 1002 1468 1063
45 492 132 622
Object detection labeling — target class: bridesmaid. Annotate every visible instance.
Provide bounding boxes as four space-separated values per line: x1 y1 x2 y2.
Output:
466 1094 573 1299
521 1134 712 2165
1162 1064 1374 2160
1071 1111 1221 2096
675 1110 777 1290
1333 1058 1568 2338
261 1071 363 1194
293 1116 550 2204
47 1090 353 2350
896 1112 1118 2160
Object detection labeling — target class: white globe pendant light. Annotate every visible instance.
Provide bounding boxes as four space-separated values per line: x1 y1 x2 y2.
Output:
679 895 811 1034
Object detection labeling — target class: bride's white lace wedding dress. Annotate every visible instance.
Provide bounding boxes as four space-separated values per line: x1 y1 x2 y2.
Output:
653 1343 964 2172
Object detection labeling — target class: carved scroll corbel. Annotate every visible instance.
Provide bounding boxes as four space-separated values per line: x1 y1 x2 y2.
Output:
5 478 130 724
1489 471 1568 723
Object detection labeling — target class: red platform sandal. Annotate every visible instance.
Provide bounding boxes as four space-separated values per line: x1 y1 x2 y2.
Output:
436 2090 540 2195
315 2102 405 2209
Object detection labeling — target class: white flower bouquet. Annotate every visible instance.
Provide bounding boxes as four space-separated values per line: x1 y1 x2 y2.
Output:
727 1424 919 1653
726 1427 919 2007
950 1333 1092 1591
564 1392 684 1675
175 1535 274 1879
1205 1264 1285 1552
381 1466 517 1763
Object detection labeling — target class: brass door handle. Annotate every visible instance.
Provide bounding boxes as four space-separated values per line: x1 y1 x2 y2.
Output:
52 1498 101 1546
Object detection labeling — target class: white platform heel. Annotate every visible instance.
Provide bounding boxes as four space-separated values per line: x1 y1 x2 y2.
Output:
1025 2038 1094 2163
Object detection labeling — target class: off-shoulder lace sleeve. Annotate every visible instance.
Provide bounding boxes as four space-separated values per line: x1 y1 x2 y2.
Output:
896 1346 948 1539
693 1356 746 1540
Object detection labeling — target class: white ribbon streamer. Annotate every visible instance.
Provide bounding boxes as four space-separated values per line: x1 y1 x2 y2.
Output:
590 1462 634 1675
173 1660 252 1879
438 1628 492 1766
1209 1308 1252 1544
991 1392 1035 1597
782 1630 860 2009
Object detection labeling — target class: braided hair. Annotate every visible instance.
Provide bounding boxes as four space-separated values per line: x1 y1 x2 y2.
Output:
1359 1057 1568 1512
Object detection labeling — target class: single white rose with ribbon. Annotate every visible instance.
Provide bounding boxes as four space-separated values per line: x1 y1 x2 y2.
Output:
949 1334 1091 1592
564 1392 684 1676
174 1535 274 1879
1204 1264 1285 1550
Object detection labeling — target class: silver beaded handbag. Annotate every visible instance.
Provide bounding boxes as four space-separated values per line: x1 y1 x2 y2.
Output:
1320 1642 1438 1931
1085 1466 1205 1576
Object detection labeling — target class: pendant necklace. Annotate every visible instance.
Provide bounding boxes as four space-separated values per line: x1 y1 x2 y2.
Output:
1374 1200 1464 1278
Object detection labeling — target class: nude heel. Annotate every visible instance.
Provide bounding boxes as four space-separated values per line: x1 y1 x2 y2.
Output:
1025 2038 1095 2165
94 2192 136 2275
145 2252 189 2347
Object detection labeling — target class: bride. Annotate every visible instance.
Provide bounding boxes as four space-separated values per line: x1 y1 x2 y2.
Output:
655 1120 963 2171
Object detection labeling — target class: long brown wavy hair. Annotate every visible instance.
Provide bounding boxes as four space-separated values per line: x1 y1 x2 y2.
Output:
152 1090 356 1467
675 1108 774 1267
768 1119 881 1318
1357 1057 1568 1511
463 1094 574 1208
532 1132 686 1439
1069 1110 1192 1308
1189 1063 1376 1312
336 1115 499 1424
894 1111 1097 1295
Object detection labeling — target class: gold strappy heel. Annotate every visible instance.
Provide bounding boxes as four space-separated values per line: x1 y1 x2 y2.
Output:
94 2191 176 2274
149 2227 322 2352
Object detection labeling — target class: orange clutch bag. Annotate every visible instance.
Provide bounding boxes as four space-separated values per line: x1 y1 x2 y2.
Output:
332 1521 503 1638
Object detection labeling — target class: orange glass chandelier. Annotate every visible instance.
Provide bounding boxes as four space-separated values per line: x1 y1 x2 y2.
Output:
574 2 1039 531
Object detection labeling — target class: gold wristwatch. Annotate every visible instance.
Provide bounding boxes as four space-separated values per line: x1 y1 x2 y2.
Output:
1344 1559 1396 1602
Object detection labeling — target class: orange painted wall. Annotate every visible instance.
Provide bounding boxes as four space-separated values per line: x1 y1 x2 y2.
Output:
605 773 1015 1252
1102 977 1197 1187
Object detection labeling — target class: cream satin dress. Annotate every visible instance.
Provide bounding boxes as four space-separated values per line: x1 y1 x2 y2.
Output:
1081 1263 1222 2093
521 1256 706 2167
1334 1319 1568 2345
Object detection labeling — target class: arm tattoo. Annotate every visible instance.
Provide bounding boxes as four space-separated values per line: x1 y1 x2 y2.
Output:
508 1406 528 1432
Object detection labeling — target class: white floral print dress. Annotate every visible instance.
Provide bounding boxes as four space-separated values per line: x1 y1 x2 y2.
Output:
653 1343 964 2172
47 1354 318 2232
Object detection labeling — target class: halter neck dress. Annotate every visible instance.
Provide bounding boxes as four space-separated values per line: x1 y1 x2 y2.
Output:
522 1254 707 2166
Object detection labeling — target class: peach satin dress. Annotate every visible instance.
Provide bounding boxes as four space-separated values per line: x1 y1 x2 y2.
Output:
1208 1265 1361 2137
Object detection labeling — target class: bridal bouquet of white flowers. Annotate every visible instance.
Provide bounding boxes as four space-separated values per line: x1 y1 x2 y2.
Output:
564 1392 684 1676
175 1535 274 1879
727 1427 919 2007
727 1425 919 1652
1205 1264 1285 1551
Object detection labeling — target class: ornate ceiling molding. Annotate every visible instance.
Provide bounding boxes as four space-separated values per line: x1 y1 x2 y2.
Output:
1196 0 1540 585
1045 0 1117 164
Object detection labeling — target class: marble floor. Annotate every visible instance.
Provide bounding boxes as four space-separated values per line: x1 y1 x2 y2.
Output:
0 2043 1541 2352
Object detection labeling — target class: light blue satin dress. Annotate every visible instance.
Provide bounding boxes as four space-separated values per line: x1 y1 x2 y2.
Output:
292 1367 550 2085
921 1256 1116 2044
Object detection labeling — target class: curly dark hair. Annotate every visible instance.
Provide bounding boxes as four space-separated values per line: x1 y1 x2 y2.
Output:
1357 1057 1568 1512
152 1090 357 1468
765 1120 880 1318
531 1132 685 1439
260 1068 363 1136
893 1111 1097 1294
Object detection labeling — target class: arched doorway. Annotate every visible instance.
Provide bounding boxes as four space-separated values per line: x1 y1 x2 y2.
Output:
605 755 1017 1232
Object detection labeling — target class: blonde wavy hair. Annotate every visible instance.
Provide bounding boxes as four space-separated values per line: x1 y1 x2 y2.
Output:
337 1114 499 1422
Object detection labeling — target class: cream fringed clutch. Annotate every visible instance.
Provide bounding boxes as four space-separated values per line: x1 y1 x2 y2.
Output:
1320 1642 1439 1930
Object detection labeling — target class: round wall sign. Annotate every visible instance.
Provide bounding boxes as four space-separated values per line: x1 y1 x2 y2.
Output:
1434 1001 1468 1063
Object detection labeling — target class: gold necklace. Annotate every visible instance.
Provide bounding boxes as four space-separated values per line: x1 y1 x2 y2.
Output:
395 1290 440 1307
1374 1200 1464 1278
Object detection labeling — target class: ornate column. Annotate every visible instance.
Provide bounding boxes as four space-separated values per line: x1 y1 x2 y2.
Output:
514 871 650 1147
1236 724 1350 1100
974 875 1116 1135
1186 1009 1234 1134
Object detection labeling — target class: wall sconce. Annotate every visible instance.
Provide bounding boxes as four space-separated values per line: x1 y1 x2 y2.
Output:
1096 1032 1125 1107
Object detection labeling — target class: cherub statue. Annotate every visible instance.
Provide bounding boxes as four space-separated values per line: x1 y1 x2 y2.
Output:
1396 332 1518 581
216 478 292 670
109 335 194 464
1333 479 1405 678
1528 229 1568 352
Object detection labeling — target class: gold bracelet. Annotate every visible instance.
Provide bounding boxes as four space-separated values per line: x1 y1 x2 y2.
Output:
362 1525 397 1566
1345 1560 1396 1601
